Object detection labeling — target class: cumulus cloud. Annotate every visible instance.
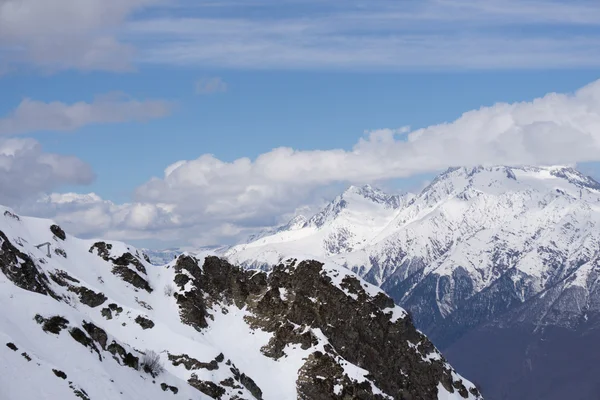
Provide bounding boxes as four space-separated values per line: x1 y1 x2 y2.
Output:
195 77 228 94
0 93 172 135
0 0 161 72
0 138 94 205
20 79 600 246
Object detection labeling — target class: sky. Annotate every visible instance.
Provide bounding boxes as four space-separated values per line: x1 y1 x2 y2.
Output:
1 0 600 248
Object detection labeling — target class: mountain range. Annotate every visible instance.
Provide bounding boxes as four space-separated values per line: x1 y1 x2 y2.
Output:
226 165 600 400
0 206 479 399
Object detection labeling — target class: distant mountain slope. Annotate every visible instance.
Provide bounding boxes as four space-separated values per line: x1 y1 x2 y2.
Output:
226 165 600 399
0 207 478 399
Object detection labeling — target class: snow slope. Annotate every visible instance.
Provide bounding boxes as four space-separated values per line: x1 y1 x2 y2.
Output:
0 206 479 399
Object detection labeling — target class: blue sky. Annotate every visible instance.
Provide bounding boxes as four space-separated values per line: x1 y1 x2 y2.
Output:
1 0 600 247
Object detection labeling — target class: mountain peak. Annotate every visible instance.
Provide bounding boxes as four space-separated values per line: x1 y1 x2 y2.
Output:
308 184 404 228
420 165 600 201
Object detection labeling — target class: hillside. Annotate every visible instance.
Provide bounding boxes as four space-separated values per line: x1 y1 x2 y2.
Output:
0 207 479 399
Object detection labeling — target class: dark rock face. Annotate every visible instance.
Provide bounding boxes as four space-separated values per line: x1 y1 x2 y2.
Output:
89 241 113 260
101 303 123 320
69 327 102 360
188 375 227 399
70 286 107 308
112 266 153 293
82 321 108 350
52 369 67 379
134 315 155 330
49 270 80 286
297 351 385 400
107 341 139 370
89 242 152 292
229 363 263 399
113 252 147 275
0 230 56 298
6 342 18 351
168 353 219 371
36 315 69 334
173 256 479 400
160 383 179 394
50 224 66 241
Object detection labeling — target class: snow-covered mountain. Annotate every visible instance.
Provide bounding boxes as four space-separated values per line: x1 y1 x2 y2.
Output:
227 184 412 268
0 207 480 399
226 165 600 399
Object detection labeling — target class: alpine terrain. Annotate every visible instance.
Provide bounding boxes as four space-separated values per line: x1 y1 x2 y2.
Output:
226 165 600 400
0 206 480 399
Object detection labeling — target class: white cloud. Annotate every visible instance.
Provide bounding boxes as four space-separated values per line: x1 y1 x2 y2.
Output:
0 138 94 205
0 0 161 72
195 77 228 94
0 93 172 135
23 79 600 246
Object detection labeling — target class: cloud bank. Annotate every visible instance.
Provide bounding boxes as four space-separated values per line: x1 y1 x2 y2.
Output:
0 0 164 72
0 138 94 205
0 93 172 135
21 79 600 246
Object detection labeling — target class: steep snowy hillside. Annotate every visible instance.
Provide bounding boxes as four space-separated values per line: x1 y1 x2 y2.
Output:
0 207 480 400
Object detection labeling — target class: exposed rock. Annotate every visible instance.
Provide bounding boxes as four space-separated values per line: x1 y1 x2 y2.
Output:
220 378 242 390
0 230 56 298
52 369 67 379
107 341 139 370
229 363 263 399
89 241 112 260
21 352 31 361
112 266 153 293
50 224 66 241
297 351 385 400
113 252 147 275
82 321 108 350
69 328 102 360
36 315 69 335
160 383 179 394
49 270 80 286
101 308 113 320
172 256 479 400
6 342 17 351
168 353 219 371
89 242 148 276
188 374 226 399
53 248 67 258
109 303 123 313
69 286 107 308
134 315 155 330
69 383 91 400
4 210 19 220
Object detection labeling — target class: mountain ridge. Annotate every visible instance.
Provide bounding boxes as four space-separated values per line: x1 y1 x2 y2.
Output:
225 164 600 399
